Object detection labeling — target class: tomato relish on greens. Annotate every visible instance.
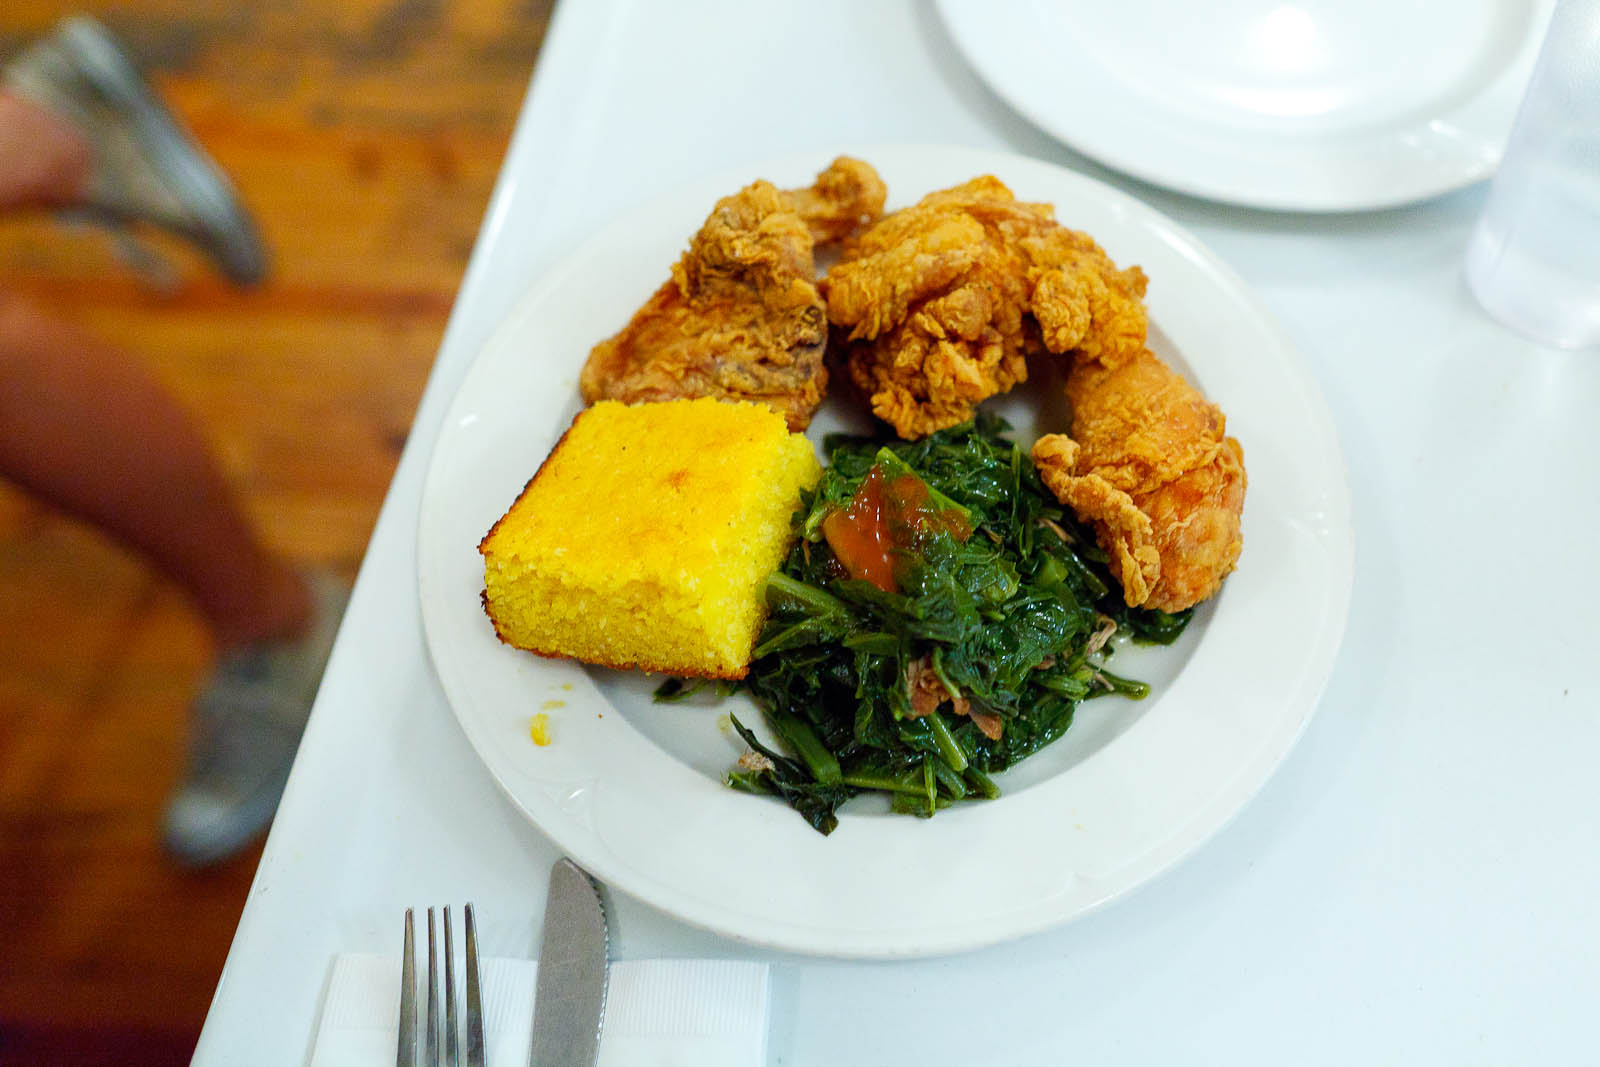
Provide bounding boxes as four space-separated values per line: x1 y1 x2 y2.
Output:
657 414 1192 834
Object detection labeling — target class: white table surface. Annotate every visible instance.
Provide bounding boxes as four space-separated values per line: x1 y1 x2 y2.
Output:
194 2 1600 1063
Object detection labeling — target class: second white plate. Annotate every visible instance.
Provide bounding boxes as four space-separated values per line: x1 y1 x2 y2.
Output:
937 0 1552 212
417 144 1353 957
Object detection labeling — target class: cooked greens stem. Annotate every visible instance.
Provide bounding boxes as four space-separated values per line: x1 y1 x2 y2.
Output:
765 571 849 617
840 772 929 795
962 765 1000 799
769 711 843 785
927 648 962 703
924 709 969 774
1091 667 1151 699
929 757 968 797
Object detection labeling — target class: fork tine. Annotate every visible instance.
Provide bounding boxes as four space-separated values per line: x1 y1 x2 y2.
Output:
398 909 417 1067
463 903 485 1067
402 906 480 1067
443 906 459 1067
425 908 440 1067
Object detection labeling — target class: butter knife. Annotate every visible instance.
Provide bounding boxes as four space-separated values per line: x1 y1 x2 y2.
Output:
529 858 610 1066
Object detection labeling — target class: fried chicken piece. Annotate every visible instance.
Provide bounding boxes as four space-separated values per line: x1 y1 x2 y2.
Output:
580 158 887 431
1031 348 1245 613
821 176 1148 439
787 156 889 245
580 182 825 430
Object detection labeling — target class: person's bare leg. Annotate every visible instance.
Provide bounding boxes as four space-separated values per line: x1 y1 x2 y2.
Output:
0 90 90 210
0 289 309 650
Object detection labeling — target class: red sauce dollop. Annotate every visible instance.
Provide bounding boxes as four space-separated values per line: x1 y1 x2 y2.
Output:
822 467 896 592
821 465 971 593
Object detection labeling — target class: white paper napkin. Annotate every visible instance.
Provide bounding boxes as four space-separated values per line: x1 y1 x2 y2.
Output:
311 954 769 1067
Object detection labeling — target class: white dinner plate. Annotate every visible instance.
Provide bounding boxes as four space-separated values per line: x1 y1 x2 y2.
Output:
936 0 1553 212
417 144 1353 958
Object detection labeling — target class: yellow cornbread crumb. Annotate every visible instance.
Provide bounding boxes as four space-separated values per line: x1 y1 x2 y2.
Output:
479 398 821 678
529 713 551 746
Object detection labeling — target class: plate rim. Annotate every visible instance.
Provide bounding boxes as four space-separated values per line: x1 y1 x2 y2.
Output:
417 143 1355 958
933 0 1554 212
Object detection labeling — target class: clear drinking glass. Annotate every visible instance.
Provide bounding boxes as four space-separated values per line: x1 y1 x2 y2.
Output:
1464 0 1600 348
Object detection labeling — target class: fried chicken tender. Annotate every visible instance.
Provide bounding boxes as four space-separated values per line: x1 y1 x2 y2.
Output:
821 176 1149 439
1031 348 1246 613
580 158 887 431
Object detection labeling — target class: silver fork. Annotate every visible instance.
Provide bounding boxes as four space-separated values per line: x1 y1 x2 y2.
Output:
399 904 486 1067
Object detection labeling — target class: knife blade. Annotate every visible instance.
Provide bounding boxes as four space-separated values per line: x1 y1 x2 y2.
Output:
529 858 610 1067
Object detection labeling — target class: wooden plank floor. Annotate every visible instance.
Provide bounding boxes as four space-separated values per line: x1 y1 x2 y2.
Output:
0 1 549 1061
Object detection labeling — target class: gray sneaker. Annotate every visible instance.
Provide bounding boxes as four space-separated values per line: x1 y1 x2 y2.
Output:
163 572 350 867
3 15 267 285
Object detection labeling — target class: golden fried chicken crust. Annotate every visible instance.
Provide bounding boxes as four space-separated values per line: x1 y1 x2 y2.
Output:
787 156 889 246
1031 348 1246 613
821 176 1148 439
579 158 886 431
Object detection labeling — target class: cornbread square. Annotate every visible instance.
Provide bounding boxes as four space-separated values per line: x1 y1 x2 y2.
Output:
479 398 821 679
